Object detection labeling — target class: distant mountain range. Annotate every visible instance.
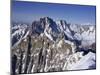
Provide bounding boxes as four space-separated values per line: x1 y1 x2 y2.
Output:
12 17 95 49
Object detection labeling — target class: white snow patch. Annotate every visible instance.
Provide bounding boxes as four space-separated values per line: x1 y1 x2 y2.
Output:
69 52 96 70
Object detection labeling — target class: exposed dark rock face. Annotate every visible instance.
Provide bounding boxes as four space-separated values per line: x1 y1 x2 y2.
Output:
18 49 23 74
11 54 17 75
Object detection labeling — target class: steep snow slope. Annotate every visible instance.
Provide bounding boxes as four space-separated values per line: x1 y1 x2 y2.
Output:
11 23 30 46
69 52 96 70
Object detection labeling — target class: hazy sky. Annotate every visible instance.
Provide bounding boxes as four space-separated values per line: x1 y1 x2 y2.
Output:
11 1 96 25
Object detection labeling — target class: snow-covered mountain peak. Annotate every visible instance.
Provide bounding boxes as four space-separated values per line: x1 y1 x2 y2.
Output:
11 17 96 74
